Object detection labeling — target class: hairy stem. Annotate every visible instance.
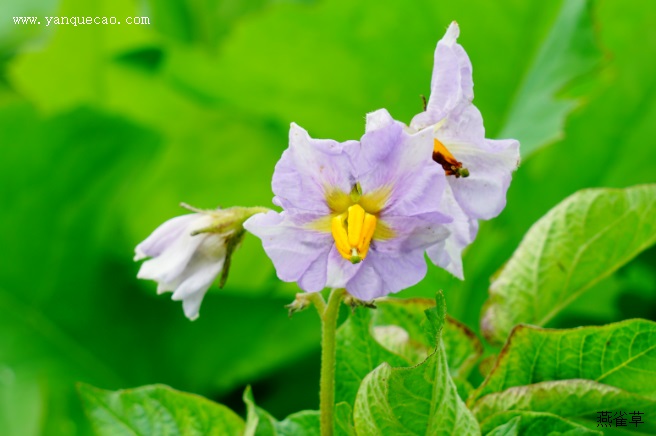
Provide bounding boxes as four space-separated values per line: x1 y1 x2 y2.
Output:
316 288 346 436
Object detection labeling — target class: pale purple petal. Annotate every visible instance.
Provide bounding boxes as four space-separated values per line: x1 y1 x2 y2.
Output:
134 214 199 261
426 188 479 279
436 103 486 145
357 111 448 217
374 212 450 255
446 138 520 219
325 246 361 289
272 123 358 214
170 235 227 301
410 22 473 130
244 211 332 292
137 225 209 285
345 249 428 300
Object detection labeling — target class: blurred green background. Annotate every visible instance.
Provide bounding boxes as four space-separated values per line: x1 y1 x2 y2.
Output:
1 0 655 434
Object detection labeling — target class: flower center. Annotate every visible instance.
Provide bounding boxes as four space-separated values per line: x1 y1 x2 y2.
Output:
331 204 377 264
433 138 469 178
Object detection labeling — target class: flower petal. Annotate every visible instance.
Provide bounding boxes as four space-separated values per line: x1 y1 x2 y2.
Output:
137 218 211 284
326 245 361 289
244 211 332 292
358 113 447 217
426 188 478 279
375 212 450 255
410 22 474 130
272 123 358 214
134 214 199 261
161 236 227 320
345 248 428 300
446 138 520 219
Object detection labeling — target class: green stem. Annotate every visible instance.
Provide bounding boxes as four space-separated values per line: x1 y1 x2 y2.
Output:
317 288 346 436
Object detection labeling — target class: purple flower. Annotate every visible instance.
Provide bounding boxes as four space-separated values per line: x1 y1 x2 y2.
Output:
245 110 451 300
410 22 520 279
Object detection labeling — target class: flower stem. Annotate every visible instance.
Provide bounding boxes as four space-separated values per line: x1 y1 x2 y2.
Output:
316 288 346 436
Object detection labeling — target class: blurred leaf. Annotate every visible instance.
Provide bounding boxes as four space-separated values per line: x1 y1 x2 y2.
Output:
352 295 479 435
0 366 44 436
472 380 656 432
481 185 656 344
78 383 244 435
471 320 656 404
485 416 519 436
498 0 601 156
0 0 58 56
0 102 320 433
144 0 279 50
167 0 575 142
480 411 602 436
7 0 156 113
243 386 354 436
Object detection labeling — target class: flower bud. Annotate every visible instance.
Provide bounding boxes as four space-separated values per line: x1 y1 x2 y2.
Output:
135 205 268 320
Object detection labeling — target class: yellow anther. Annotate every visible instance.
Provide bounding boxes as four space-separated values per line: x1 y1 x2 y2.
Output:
347 204 365 247
358 213 377 259
331 213 351 259
331 204 377 264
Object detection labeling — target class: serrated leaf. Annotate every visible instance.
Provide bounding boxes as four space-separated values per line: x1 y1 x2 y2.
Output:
472 380 656 432
78 384 244 436
480 411 602 435
373 298 483 378
335 308 408 407
353 344 480 435
498 0 601 156
471 320 656 405
353 293 479 436
336 297 483 407
481 185 656 344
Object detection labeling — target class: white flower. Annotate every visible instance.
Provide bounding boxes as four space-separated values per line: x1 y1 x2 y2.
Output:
134 206 262 320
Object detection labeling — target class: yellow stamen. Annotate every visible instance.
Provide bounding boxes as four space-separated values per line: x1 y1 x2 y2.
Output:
358 213 376 259
331 213 351 259
347 205 365 246
331 204 378 264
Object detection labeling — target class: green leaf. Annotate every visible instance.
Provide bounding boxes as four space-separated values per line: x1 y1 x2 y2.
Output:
498 0 601 156
243 387 354 436
0 102 321 432
471 320 656 404
78 383 244 436
481 185 656 344
480 411 602 435
373 298 483 378
485 416 520 436
169 0 587 144
472 380 656 432
335 308 408 407
353 294 480 436
336 297 483 407
334 402 357 436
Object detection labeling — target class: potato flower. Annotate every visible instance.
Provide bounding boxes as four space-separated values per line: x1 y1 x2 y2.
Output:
410 22 520 278
245 110 451 300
